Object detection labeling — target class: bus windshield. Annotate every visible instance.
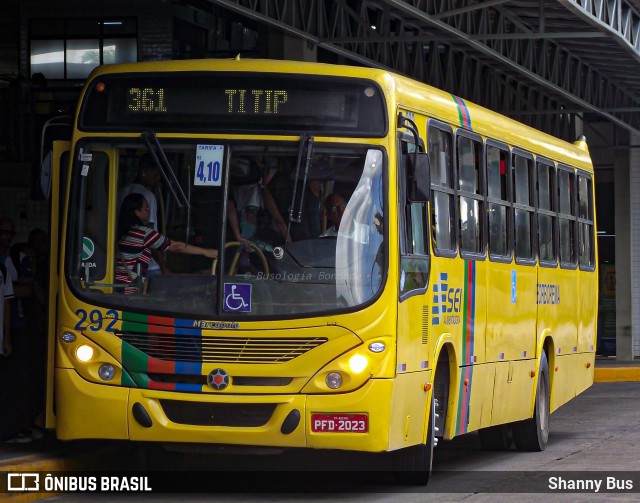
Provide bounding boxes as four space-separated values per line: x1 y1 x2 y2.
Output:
65 138 386 319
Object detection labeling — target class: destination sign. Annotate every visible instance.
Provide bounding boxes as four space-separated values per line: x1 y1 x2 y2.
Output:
80 73 387 136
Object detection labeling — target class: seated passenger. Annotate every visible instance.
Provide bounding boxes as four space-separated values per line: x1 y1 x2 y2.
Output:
116 193 218 294
319 193 347 238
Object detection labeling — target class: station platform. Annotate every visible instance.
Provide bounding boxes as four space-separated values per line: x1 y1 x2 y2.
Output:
593 355 640 382
1 356 640 501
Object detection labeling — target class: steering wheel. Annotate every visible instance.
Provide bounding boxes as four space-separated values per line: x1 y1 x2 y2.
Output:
211 241 269 276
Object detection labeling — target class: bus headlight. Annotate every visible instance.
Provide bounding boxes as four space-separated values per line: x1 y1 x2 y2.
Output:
325 372 343 389
302 336 393 394
348 354 369 374
98 364 115 381
76 345 94 362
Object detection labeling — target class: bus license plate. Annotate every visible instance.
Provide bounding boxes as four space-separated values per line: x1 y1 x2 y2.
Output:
311 414 368 433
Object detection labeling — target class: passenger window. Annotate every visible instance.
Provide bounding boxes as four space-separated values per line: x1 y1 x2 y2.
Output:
513 154 534 261
399 138 429 298
428 125 455 255
558 167 576 267
486 145 510 259
537 161 556 264
577 173 595 269
457 135 483 256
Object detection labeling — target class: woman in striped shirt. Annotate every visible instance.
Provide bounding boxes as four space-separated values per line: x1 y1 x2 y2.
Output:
116 193 218 294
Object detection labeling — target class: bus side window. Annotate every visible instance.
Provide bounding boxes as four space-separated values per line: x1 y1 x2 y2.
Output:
428 124 455 255
577 173 595 269
513 153 535 262
537 161 557 264
399 138 429 297
457 134 483 256
487 145 511 259
558 166 577 267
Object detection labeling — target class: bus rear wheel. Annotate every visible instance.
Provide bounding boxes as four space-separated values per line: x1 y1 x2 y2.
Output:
393 394 436 485
513 351 550 451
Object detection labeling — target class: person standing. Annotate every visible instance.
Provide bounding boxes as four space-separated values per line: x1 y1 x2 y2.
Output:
120 154 167 275
17 228 48 334
116 194 218 294
0 217 18 284
0 217 34 330
0 262 14 356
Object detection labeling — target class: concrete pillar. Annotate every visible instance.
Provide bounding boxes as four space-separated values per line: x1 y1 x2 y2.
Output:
574 114 584 139
281 34 317 62
629 134 640 359
263 28 317 62
615 138 635 360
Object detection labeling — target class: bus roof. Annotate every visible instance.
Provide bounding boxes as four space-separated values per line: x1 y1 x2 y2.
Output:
390 72 593 171
86 58 593 171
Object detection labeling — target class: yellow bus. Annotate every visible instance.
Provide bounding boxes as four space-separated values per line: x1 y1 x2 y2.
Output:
45 58 597 484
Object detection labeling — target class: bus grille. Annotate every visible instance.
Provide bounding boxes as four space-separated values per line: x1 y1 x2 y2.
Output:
117 333 328 363
160 399 276 427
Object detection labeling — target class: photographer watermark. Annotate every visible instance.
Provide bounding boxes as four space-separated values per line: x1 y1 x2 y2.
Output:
5 472 152 493
244 270 361 282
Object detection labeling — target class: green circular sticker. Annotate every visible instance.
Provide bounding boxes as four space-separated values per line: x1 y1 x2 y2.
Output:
82 237 95 261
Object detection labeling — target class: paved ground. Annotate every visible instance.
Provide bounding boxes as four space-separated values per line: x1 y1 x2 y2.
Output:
0 358 640 502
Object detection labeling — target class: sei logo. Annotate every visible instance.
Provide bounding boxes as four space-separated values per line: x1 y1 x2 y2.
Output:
432 273 462 326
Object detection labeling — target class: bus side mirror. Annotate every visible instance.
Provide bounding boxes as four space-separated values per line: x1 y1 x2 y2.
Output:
408 152 430 202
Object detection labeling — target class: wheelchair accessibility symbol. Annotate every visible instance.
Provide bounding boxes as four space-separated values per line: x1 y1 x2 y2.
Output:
223 283 251 312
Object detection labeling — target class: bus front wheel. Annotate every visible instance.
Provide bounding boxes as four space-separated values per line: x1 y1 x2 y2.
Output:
513 351 550 451
392 392 436 485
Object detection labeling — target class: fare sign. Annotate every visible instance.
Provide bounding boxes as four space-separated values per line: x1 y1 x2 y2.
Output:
194 145 223 186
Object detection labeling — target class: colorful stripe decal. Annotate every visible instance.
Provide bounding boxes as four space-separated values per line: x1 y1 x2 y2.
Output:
132 371 202 393
120 312 203 391
456 260 476 435
122 312 202 336
451 95 472 130
463 260 476 366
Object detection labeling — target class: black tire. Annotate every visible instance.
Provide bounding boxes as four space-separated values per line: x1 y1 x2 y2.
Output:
478 424 513 450
393 392 435 485
513 351 550 451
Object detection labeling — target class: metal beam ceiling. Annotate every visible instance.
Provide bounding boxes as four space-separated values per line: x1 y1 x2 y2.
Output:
209 0 640 141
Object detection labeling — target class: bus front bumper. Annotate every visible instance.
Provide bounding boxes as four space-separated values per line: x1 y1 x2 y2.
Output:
54 368 393 452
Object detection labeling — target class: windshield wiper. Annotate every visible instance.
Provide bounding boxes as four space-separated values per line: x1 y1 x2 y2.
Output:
142 130 194 243
142 130 190 210
286 135 314 241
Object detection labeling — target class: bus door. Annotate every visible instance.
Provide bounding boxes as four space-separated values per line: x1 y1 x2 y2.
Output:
394 130 432 449
45 140 69 429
